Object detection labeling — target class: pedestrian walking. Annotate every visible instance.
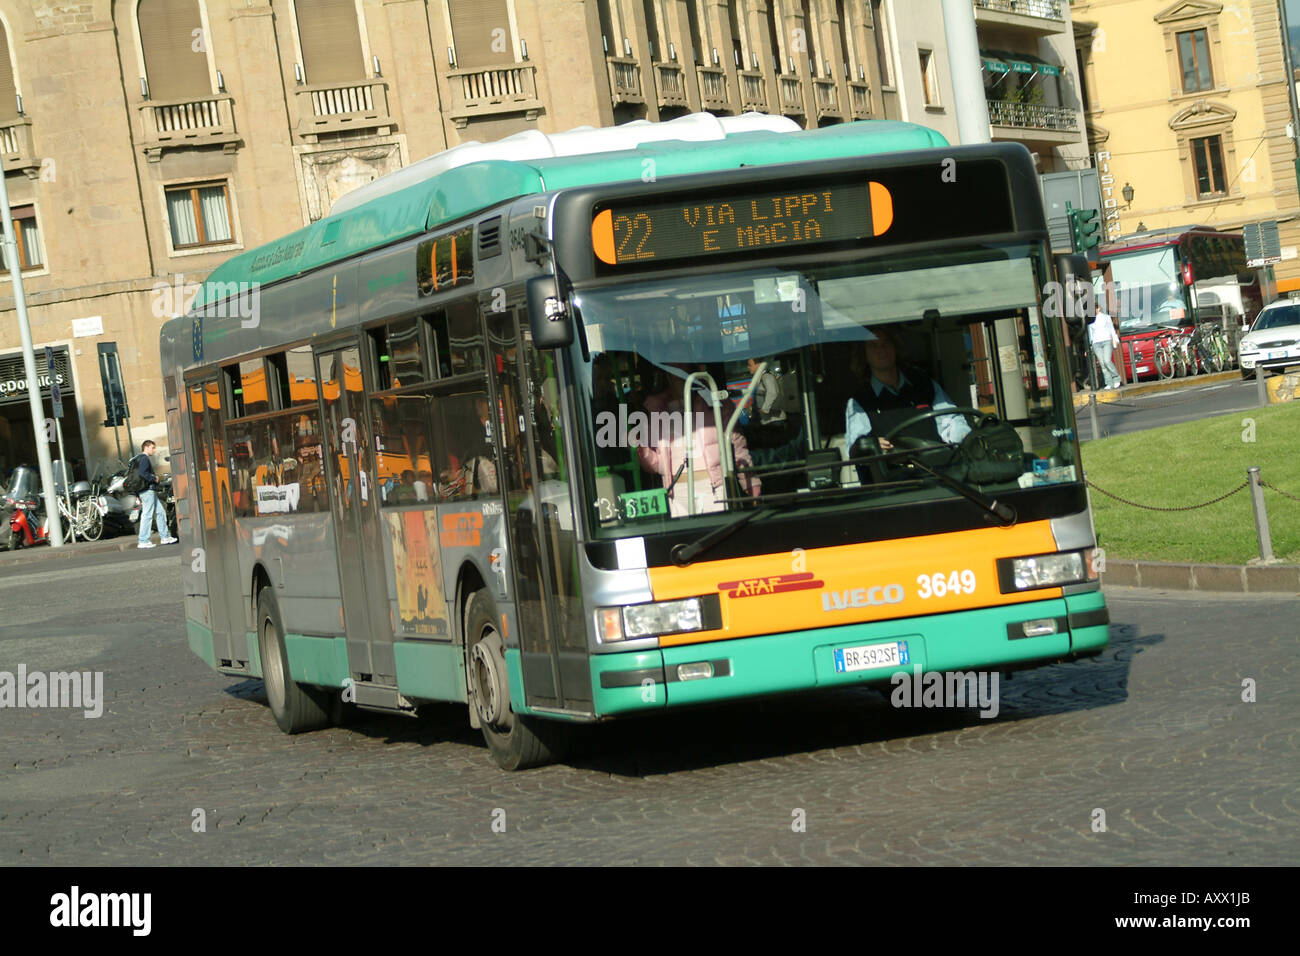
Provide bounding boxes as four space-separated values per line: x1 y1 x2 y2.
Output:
1089 308 1123 389
132 440 177 549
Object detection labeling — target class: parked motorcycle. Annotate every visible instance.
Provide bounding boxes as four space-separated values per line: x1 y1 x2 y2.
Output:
5 464 103 548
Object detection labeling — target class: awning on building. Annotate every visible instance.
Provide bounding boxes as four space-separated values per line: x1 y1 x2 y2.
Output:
981 49 1063 77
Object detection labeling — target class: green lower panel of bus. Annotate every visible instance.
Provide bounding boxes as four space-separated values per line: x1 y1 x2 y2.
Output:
187 620 216 670
394 641 467 704
285 635 350 687
587 592 1109 717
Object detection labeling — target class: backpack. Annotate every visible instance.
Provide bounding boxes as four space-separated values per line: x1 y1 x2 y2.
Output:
122 456 146 495
955 418 1025 485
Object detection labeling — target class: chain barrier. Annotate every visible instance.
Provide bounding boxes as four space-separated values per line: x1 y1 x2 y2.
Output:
1085 479 1249 512
1260 480 1300 504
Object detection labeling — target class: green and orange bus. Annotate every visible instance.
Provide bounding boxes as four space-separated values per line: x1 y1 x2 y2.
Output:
162 112 1108 769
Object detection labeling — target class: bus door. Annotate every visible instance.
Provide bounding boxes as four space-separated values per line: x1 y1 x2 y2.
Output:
487 306 591 712
188 379 244 665
316 345 395 684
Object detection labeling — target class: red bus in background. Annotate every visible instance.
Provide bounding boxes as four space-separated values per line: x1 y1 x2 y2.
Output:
1091 226 1264 382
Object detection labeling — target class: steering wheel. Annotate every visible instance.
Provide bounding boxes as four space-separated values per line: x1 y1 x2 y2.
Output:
878 406 991 447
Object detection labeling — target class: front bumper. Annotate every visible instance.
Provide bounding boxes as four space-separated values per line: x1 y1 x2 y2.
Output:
587 590 1109 717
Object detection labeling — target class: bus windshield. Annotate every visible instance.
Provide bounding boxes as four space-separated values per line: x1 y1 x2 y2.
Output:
1101 246 1183 334
571 243 1077 538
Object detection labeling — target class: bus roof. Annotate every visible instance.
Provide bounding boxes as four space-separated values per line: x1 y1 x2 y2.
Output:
192 114 948 309
1099 224 1233 255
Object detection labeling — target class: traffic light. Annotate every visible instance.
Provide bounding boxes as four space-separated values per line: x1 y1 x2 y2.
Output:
1069 207 1102 252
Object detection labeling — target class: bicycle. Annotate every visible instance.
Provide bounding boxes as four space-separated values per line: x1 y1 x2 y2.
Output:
1153 331 1179 380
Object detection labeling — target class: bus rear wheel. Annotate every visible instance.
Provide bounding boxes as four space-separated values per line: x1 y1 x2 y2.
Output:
464 589 566 770
257 588 334 734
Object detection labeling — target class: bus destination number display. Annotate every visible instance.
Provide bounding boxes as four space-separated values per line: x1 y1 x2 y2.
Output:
591 181 893 267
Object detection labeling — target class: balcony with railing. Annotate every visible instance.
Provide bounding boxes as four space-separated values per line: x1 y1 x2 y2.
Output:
738 70 767 112
697 66 730 112
446 66 543 129
138 95 241 160
778 75 804 117
606 56 644 105
848 81 871 119
654 63 689 108
0 117 40 176
987 98 1080 144
812 78 842 121
294 80 391 140
973 0 1068 35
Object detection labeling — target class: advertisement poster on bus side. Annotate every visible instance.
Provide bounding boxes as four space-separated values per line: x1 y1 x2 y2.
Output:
385 510 449 637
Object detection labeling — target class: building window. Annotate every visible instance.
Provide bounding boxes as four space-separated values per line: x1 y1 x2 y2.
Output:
137 0 210 99
166 182 233 249
448 0 514 69
0 18 20 120
2 206 43 271
871 0 893 87
1190 136 1226 197
919 48 939 105
295 0 366 85
1176 29 1212 93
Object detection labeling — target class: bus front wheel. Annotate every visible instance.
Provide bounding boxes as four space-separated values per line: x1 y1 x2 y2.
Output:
257 588 334 734
464 589 566 770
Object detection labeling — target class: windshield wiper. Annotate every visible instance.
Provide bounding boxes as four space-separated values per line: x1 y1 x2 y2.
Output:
884 449 1017 526
669 499 796 567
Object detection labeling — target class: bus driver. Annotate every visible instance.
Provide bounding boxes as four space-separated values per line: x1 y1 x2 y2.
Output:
845 324 971 453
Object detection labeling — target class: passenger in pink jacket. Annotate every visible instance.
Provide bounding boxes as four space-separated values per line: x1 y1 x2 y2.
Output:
635 371 761 515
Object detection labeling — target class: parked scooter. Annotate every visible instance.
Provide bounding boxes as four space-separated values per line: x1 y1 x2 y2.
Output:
5 464 102 548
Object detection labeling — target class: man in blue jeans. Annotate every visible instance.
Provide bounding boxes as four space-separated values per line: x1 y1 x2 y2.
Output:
134 440 177 549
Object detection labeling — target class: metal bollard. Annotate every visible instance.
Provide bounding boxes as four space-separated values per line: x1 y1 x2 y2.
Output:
1247 466 1274 563
1256 367 1268 407
1089 391 1100 441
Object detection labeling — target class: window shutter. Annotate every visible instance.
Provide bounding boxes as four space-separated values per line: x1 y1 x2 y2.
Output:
449 0 513 69
138 0 210 100
0 21 17 120
296 0 366 86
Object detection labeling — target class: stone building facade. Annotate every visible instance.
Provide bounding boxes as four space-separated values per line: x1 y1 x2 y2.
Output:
0 0 894 475
1072 0 1300 285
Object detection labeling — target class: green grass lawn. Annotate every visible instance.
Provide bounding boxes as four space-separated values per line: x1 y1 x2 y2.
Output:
1080 400 1300 565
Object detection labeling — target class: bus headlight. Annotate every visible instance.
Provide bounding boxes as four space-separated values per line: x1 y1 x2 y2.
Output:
997 551 1089 592
623 598 704 638
598 596 721 642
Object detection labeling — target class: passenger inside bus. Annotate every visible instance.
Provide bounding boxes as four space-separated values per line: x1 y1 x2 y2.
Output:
634 363 760 516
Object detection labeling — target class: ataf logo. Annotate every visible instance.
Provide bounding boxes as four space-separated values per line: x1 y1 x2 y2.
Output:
440 512 483 547
821 584 905 611
718 572 823 598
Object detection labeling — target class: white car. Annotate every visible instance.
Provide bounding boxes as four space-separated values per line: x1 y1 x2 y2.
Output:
1239 302 1300 379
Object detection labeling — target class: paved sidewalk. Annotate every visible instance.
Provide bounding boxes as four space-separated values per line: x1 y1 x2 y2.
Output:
0 532 179 567
1071 369 1240 408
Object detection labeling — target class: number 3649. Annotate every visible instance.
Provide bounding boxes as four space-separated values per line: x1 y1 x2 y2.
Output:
916 570 976 599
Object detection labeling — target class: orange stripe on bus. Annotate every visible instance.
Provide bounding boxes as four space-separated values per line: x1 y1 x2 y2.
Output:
870 181 894 236
649 519 1062 647
591 209 616 264
431 241 438 292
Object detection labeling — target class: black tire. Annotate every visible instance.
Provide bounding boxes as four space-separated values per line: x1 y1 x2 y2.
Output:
257 588 333 734
464 589 567 770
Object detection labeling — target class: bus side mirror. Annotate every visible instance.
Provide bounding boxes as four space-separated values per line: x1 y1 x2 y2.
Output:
526 276 573 350
1053 253 1095 333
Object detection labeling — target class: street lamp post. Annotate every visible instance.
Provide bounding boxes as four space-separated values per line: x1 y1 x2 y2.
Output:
0 170 64 545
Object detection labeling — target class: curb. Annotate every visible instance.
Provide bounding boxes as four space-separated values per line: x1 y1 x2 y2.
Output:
1072 370 1241 409
1101 559 1300 594
0 535 171 567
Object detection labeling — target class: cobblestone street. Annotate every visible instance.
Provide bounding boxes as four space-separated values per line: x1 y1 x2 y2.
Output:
1 554 1295 865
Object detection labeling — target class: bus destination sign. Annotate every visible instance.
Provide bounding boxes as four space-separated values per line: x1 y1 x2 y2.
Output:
591 181 893 267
